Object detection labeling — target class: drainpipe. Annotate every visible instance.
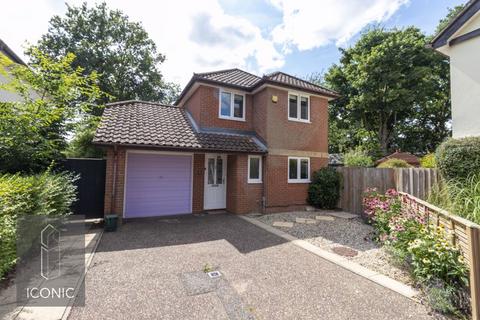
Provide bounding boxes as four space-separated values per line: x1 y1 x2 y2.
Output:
261 154 267 214
111 145 118 215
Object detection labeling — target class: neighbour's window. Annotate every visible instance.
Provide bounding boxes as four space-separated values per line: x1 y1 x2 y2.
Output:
248 155 262 183
288 157 310 183
219 89 245 120
288 93 309 122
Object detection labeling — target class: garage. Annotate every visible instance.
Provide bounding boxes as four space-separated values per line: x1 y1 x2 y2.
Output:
124 152 192 218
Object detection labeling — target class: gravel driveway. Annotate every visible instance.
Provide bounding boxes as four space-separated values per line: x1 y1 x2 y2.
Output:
69 213 433 320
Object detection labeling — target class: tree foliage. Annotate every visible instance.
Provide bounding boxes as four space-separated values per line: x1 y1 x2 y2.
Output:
34 2 179 112
324 27 451 155
0 49 103 173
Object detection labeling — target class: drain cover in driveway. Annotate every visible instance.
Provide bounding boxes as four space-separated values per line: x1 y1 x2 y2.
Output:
332 246 358 257
207 271 222 278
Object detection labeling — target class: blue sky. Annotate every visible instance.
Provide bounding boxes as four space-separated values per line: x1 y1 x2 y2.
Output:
221 0 465 79
1 0 466 86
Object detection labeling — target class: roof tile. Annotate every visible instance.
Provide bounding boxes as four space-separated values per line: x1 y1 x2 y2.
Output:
93 101 265 153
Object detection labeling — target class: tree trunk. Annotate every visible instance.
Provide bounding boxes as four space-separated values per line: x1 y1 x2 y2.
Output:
378 119 389 155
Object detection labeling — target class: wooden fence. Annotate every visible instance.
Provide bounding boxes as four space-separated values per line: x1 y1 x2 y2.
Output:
399 192 480 320
337 167 440 215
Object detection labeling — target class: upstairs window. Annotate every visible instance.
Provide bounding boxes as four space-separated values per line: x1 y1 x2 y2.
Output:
288 157 310 183
219 89 245 121
288 93 309 122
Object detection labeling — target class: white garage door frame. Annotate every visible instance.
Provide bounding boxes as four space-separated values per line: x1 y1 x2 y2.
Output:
122 149 194 218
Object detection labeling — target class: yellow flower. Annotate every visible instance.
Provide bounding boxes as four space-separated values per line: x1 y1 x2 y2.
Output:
422 258 431 264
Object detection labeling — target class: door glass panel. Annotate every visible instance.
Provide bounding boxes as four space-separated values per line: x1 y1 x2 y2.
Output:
208 158 215 184
216 157 223 184
289 95 298 118
289 158 298 179
300 159 309 179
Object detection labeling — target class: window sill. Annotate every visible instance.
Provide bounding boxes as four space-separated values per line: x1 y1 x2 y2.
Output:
288 179 311 184
219 115 246 122
287 117 311 124
248 180 263 184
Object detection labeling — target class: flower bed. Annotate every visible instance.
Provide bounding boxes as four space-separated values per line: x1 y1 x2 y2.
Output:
363 188 470 317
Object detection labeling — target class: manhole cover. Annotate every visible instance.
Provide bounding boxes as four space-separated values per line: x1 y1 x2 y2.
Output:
332 246 358 257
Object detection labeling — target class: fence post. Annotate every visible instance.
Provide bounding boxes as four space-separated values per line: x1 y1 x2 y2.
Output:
467 225 480 320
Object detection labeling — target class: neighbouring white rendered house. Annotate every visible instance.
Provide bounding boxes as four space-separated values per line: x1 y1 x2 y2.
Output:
431 0 480 138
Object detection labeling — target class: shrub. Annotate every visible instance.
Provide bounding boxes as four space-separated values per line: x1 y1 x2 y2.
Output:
0 171 77 278
364 188 470 316
407 226 468 287
307 168 340 209
429 174 480 225
363 188 400 241
343 148 374 167
436 136 480 181
420 153 436 168
377 158 412 168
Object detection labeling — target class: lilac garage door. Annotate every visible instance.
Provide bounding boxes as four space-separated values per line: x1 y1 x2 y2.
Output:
124 153 192 218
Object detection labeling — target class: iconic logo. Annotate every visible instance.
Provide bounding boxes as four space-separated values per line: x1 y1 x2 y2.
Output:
40 224 61 280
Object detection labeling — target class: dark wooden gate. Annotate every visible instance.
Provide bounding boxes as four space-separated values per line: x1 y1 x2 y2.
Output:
62 158 106 219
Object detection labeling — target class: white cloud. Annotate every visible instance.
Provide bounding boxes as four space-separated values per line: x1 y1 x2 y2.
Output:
270 0 409 51
0 0 408 86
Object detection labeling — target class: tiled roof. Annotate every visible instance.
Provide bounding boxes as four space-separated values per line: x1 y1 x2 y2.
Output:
93 101 266 153
195 68 262 88
263 72 339 98
177 68 339 104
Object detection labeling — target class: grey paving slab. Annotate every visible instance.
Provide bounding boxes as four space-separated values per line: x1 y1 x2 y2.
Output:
68 214 434 320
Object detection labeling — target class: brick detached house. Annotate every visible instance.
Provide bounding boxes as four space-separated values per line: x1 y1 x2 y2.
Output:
93 69 339 220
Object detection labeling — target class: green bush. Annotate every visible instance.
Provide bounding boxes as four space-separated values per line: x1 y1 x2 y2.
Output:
344 148 374 167
307 168 340 209
420 153 436 168
377 158 412 168
436 137 480 181
0 171 77 278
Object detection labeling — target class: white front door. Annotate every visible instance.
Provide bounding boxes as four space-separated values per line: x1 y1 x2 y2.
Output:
204 154 227 210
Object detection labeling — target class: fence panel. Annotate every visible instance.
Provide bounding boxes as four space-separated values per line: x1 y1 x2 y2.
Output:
337 167 439 216
61 158 106 219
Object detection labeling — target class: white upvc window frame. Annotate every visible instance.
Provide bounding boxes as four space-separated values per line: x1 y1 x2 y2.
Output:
288 156 310 183
218 88 246 121
247 155 262 184
288 92 310 123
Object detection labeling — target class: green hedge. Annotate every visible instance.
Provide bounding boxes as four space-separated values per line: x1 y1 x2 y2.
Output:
344 148 374 167
307 168 341 209
0 171 77 278
436 137 480 181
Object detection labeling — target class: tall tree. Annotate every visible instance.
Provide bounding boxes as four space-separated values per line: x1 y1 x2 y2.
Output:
324 27 451 155
0 49 103 173
34 2 178 114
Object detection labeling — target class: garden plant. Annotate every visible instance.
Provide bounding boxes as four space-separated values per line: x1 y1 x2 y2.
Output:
363 188 470 316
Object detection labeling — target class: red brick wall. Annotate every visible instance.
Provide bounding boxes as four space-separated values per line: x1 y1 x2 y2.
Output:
183 85 254 131
104 147 126 220
192 153 205 213
264 87 328 152
264 155 327 211
226 154 263 214
252 88 268 142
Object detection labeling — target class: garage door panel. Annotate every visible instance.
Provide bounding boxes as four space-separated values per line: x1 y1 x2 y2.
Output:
125 153 192 218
